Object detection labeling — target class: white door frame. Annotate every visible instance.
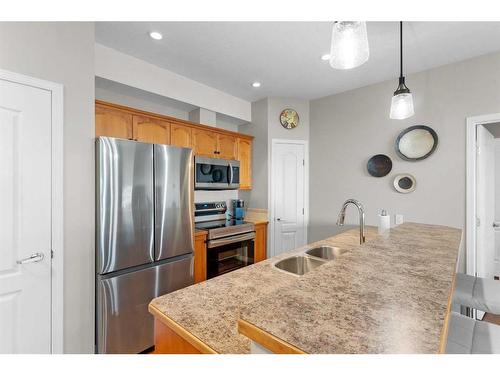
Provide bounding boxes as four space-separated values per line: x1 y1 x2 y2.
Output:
269 139 309 257
0 69 64 353
466 113 500 277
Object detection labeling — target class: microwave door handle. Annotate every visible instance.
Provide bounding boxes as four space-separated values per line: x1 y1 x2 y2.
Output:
228 162 233 185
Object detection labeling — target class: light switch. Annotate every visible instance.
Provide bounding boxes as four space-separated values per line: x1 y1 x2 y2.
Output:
395 214 404 225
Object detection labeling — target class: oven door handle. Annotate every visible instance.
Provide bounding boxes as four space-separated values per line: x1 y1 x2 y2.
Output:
207 232 255 248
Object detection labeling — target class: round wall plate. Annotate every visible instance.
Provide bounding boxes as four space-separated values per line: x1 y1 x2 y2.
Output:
393 173 416 193
367 154 392 177
395 125 438 161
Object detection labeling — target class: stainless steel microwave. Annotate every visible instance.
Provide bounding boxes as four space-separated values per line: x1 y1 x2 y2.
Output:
194 156 240 190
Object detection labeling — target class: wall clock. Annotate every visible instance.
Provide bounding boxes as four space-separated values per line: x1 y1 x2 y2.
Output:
279 108 299 129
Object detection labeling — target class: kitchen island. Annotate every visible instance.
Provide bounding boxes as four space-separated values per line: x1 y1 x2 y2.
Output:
148 222 462 354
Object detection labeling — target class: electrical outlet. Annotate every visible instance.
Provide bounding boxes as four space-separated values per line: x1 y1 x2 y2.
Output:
395 214 404 225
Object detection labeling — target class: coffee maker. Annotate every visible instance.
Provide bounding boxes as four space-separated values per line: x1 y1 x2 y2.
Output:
231 199 245 224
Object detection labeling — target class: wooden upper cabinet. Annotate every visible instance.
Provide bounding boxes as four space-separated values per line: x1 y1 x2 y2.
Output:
237 138 252 189
192 128 218 157
170 123 192 148
218 134 237 160
133 115 170 145
95 104 133 140
95 101 254 187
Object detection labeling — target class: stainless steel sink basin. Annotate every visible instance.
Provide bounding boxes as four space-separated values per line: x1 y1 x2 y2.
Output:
305 246 342 261
274 255 326 276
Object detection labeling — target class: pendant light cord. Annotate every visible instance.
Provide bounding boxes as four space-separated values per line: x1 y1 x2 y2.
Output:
400 21 403 79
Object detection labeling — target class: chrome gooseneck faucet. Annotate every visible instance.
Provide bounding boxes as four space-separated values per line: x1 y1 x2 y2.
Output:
336 199 366 244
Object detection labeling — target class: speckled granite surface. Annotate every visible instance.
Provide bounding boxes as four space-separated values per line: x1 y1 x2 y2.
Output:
240 222 462 353
150 223 461 354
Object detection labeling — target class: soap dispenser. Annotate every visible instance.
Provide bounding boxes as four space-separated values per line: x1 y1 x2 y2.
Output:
378 209 390 234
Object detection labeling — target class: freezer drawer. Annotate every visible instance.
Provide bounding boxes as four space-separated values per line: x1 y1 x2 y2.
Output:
96 255 194 354
96 137 154 274
154 145 194 261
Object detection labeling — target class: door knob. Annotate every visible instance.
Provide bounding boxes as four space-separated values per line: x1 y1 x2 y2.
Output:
17 252 45 264
276 218 281 221
494 222 500 228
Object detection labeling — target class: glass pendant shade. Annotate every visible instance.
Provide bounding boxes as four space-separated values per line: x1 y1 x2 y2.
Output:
390 76 414 120
329 21 369 70
390 92 414 119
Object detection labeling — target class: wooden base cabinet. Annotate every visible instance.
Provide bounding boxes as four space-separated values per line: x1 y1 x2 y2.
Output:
194 231 208 283
254 222 268 263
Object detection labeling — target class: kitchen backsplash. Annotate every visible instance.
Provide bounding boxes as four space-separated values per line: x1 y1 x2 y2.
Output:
194 189 239 204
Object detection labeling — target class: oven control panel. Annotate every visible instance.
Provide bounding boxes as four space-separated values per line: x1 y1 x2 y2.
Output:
195 201 226 211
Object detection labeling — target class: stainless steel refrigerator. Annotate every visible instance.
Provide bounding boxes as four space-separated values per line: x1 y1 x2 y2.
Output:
95 137 194 354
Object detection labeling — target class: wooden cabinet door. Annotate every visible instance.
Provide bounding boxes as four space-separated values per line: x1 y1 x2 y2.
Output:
217 134 237 160
132 115 170 144
194 232 207 283
170 123 192 148
237 138 252 189
192 128 218 157
254 223 268 263
95 105 133 139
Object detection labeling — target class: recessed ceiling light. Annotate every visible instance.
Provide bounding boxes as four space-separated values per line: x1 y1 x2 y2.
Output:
149 31 163 40
321 53 331 61
252 82 261 88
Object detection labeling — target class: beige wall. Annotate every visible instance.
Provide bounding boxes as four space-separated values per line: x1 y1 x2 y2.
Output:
0 22 95 353
240 97 310 210
309 52 500 246
239 99 269 208
267 97 310 142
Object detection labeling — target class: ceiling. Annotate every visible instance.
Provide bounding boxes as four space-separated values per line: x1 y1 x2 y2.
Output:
95 22 500 102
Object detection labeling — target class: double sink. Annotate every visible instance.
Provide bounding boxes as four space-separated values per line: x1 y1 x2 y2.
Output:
274 246 343 276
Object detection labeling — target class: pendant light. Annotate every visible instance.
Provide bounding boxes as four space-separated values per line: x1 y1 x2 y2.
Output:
390 21 414 120
329 22 369 70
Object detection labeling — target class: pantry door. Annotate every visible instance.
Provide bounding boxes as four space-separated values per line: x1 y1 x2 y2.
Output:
271 140 307 256
0 74 56 353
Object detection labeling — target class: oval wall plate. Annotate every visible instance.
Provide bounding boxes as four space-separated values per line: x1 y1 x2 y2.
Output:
395 125 438 161
367 154 392 177
393 173 416 193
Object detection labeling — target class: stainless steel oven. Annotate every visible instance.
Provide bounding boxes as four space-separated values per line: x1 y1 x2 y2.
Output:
195 201 255 279
206 232 255 278
194 156 240 190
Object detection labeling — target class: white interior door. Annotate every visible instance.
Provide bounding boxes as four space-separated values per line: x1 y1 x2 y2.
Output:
272 141 306 256
0 79 52 353
476 125 496 279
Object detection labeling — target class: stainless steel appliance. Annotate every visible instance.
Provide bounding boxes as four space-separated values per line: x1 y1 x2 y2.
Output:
95 137 194 354
194 201 254 279
194 156 240 190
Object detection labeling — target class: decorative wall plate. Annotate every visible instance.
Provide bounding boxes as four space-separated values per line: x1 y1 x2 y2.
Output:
395 125 438 161
367 154 392 177
279 108 299 129
393 173 416 193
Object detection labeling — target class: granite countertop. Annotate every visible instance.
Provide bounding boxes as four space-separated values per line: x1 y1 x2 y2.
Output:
150 222 461 354
240 223 462 353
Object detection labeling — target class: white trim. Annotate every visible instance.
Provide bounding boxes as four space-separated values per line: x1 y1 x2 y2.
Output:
0 69 64 353
269 138 309 257
466 113 500 278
